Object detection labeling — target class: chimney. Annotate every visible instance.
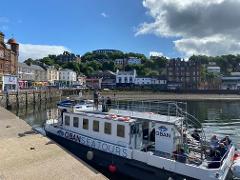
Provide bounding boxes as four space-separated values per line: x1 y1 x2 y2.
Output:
0 32 4 43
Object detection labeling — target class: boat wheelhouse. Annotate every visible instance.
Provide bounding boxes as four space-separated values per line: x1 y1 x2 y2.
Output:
45 100 236 180
57 98 102 112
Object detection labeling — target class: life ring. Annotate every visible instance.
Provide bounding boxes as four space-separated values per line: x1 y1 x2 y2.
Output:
233 152 240 161
117 116 130 121
105 114 118 120
110 114 118 119
105 115 112 119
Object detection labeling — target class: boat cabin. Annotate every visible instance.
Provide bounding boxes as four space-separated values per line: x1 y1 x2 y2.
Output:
57 107 185 159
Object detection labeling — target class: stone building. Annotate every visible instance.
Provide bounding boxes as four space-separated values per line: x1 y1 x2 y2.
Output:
166 59 201 89
90 70 116 89
0 32 19 91
18 63 47 89
46 66 59 85
57 51 81 63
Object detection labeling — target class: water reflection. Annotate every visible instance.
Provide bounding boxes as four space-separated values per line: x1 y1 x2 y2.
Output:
187 101 240 147
11 102 58 128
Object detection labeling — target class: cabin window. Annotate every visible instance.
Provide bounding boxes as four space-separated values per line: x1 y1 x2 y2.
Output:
83 118 89 130
73 117 79 128
64 116 70 126
117 124 125 138
104 122 111 135
93 120 99 132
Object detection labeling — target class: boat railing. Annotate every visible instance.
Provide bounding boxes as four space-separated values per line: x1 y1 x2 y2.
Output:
110 99 208 159
204 145 234 168
110 99 188 117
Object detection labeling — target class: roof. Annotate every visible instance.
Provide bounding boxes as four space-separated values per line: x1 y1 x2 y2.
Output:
117 70 135 75
109 109 181 125
18 63 45 70
207 66 220 69
92 70 116 77
60 69 76 73
222 76 240 80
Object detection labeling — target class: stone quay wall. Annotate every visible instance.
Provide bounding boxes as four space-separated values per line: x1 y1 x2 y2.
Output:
0 89 81 109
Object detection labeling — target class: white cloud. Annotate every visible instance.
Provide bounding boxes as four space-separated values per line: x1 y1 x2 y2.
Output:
137 0 240 57
100 12 109 18
19 43 70 62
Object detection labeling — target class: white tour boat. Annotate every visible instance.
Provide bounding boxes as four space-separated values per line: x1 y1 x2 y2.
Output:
45 100 240 180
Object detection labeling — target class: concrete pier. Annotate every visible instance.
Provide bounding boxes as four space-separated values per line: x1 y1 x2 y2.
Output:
0 107 107 180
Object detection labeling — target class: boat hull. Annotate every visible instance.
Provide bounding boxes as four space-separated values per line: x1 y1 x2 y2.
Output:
46 131 199 180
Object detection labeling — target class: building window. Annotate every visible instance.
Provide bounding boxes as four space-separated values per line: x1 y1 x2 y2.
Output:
83 118 89 130
65 116 70 126
118 77 121 83
93 120 99 132
73 117 79 128
104 122 111 135
124 77 128 83
129 77 132 83
117 124 125 138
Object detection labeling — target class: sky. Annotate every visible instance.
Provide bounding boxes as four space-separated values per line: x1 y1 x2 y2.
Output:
1 0 240 61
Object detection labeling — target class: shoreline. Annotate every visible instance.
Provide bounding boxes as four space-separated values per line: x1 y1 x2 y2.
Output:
88 91 240 101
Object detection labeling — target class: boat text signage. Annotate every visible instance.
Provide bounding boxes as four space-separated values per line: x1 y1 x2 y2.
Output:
155 124 174 154
57 129 129 158
155 125 171 138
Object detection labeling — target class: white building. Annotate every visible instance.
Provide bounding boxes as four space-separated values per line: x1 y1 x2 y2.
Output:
127 57 141 65
116 69 136 86
59 69 77 87
134 76 167 88
221 76 240 90
207 66 220 74
115 59 126 65
2 74 18 91
134 77 152 85
151 77 167 85
46 66 59 85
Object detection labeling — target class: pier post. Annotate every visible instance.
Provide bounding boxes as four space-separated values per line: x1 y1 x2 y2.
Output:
49 89 52 102
45 90 47 101
5 91 9 108
39 91 42 103
16 91 19 108
25 91 28 106
33 90 36 105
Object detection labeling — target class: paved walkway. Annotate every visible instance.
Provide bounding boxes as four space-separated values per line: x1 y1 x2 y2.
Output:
0 107 107 180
